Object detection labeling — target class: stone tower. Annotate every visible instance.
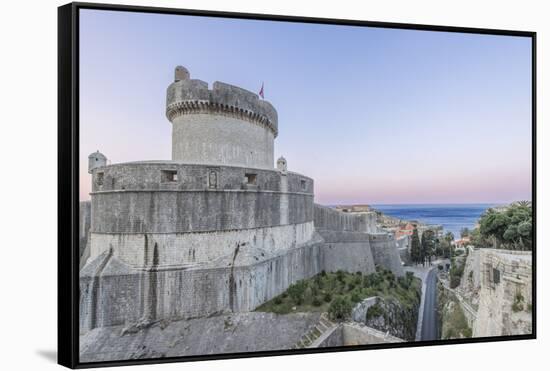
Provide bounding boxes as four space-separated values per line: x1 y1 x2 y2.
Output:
277 156 288 173
88 151 106 174
80 66 405 337
81 67 316 330
166 66 278 169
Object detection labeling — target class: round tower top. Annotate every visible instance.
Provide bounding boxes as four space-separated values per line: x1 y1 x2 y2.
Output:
166 66 278 137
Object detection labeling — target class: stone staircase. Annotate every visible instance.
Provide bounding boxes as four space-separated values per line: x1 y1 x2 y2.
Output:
293 313 335 349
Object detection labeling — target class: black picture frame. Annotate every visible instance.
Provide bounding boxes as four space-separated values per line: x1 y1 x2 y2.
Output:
58 2 537 368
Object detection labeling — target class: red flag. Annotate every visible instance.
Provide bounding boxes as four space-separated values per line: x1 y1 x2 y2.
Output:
259 82 264 99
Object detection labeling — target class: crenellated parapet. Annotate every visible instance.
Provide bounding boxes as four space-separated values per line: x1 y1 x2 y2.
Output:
166 66 278 169
166 68 278 136
88 161 314 235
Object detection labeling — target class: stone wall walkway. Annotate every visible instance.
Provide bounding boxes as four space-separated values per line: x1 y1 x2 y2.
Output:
294 313 336 349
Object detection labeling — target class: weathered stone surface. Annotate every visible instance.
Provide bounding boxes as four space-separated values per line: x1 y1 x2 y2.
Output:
313 323 402 347
439 248 533 338
318 230 376 274
79 201 91 269
80 236 324 331
313 325 344 347
314 204 377 233
437 282 473 339
80 67 408 352
456 248 481 310
397 236 411 265
89 163 313 234
80 312 321 362
341 323 403 345
90 222 315 268
88 151 106 174
364 296 419 341
81 205 405 332
351 296 378 323
369 233 405 277
472 249 532 337
166 69 278 169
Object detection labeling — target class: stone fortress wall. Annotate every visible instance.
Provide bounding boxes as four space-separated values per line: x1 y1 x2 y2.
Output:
473 248 532 337
79 66 405 333
449 247 533 337
312 322 403 348
79 201 91 270
368 233 405 276
314 204 377 275
396 236 412 265
314 204 404 276
80 236 325 331
79 201 405 332
87 162 314 268
314 204 377 233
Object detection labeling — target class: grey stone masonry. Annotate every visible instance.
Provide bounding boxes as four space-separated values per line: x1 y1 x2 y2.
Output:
80 67 407 337
166 67 278 169
89 163 313 234
88 151 106 174
314 204 377 233
166 72 278 135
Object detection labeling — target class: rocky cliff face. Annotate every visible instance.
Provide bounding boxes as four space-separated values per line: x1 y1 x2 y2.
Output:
456 248 481 310
363 296 419 341
80 312 320 362
437 282 472 339
441 248 532 338
473 249 532 337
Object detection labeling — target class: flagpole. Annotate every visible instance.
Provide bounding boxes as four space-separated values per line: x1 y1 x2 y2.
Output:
259 82 264 99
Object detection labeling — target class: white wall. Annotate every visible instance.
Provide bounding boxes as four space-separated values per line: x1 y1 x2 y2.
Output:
172 114 275 169
89 222 314 267
0 1 547 371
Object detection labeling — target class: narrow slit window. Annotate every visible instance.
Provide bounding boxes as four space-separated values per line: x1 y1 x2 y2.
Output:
245 173 257 185
162 170 178 182
208 170 218 188
96 172 104 186
493 268 501 284
301 180 307 190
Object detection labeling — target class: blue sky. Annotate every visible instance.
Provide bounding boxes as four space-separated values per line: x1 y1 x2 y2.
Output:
79 9 532 204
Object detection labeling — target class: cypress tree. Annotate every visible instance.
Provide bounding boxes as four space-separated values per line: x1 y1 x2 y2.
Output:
421 229 436 266
411 227 421 264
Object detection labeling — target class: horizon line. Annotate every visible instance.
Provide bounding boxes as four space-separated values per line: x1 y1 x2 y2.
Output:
323 201 530 206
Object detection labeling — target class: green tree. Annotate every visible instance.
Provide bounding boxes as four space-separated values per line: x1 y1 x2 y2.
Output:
421 229 436 265
287 280 306 305
410 227 421 264
478 203 532 250
328 296 353 321
460 227 470 238
441 231 454 258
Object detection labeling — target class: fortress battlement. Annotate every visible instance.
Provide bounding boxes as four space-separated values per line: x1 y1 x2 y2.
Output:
89 161 314 195
166 66 277 169
166 66 278 136
79 66 406 334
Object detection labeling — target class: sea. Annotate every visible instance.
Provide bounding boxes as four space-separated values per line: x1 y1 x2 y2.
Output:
371 204 497 239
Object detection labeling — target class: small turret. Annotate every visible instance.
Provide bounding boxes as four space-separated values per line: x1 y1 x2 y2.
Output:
88 151 107 174
277 156 288 174
174 65 190 82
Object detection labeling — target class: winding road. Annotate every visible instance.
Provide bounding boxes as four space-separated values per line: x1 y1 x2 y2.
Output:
421 267 439 341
